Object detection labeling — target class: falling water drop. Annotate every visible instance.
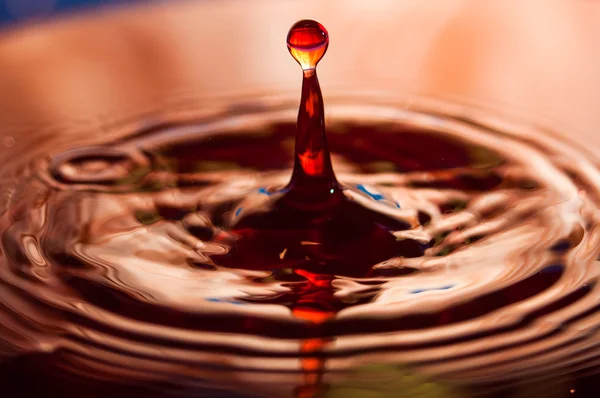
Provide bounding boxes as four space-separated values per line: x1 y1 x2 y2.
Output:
287 19 329 70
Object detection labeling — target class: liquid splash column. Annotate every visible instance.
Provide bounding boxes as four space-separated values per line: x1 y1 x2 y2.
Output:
288 20 335 398
286 20 341 208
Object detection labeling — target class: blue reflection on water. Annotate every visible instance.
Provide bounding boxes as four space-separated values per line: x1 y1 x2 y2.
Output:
410 284 454 294
356 184 401 208
356 184 384 201
206 297 245 305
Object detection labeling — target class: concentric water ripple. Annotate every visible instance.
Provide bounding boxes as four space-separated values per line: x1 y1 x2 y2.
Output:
1 101 599 397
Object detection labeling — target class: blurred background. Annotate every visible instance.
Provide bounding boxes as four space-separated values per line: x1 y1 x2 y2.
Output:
0 0 144 25
0 0 599 157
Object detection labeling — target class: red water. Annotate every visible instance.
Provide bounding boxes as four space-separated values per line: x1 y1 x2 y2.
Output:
0 19 599 398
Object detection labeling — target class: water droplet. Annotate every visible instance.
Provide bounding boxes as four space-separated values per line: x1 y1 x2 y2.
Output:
287 19 328 70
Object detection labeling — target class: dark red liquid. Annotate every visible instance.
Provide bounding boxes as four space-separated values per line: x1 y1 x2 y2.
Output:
1 18 598 398
287 19 329 71
213 20 425 286
214 21 427 396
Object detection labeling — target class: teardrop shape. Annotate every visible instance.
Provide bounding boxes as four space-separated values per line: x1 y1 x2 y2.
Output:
287 19 329 70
